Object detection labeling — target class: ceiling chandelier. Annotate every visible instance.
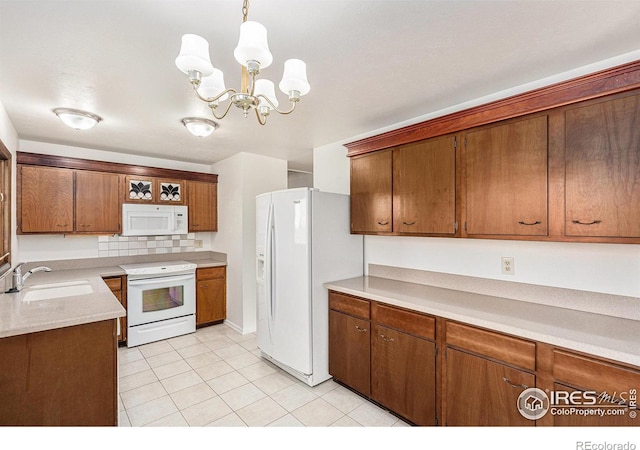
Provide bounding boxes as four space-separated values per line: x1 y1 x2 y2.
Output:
175 0 310 126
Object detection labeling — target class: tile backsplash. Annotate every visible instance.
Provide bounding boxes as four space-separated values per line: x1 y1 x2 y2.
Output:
98 233 196 257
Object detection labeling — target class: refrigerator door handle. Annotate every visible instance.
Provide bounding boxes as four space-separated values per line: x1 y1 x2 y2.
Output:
269 207 276 318
265 202 275 320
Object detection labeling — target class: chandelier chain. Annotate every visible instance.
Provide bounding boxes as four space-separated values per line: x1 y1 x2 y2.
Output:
242 0 249 22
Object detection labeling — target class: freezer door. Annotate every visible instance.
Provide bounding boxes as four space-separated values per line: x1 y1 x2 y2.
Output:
270 189 312 375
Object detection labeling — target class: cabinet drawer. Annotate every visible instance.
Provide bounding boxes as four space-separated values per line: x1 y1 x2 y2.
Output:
446 321 536 371
102 277 122 291
196 266 226 281
372 303 435 341
329 291 370 319
553 349 640 394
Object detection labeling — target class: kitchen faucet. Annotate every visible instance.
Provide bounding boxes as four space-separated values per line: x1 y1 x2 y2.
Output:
6 263 52 293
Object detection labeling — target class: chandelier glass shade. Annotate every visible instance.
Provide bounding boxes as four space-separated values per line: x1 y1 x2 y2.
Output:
175 1 310 125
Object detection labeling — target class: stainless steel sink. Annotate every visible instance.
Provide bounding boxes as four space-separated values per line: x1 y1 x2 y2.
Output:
22 280 93 302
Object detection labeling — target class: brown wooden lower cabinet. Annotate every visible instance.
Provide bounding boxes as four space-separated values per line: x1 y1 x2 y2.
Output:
372 324 436 425
445 348 535 426
328 289 640 427
196 266 226 326
329 309 371 397
0 320 118 426
549 349 640 426
328 291 437 425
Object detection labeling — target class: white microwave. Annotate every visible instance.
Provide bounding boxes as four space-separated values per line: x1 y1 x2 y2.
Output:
122 204 188 236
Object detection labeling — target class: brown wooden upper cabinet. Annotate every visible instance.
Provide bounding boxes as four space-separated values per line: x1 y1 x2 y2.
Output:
350 150 392 233
350 135 456 235
393 136 456 234
564 93 640 238
188 180 218 232
463 115 548 236
19 165 74 233
19 166 121 234
76 170 120 233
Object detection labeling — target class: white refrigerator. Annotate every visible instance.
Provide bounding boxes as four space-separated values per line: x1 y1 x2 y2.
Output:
256 188 363 386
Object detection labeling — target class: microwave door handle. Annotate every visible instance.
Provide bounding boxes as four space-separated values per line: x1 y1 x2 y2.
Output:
128 274 195 286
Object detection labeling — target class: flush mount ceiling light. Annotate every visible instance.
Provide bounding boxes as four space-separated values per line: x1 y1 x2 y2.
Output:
175 0 310 126
52 108 102 131
181 117 218 137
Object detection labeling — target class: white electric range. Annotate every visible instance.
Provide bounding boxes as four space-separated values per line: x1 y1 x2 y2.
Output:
119 261 197 347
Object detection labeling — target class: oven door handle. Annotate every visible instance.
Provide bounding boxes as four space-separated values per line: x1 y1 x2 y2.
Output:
128 274 195 286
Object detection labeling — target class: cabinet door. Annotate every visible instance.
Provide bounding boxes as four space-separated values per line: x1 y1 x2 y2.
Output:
76 171 120 233
565 94 640 238
372 324 436 425
393 135 456 234
350 151 392 233
464 115 548 236
125 176 154 202
158 179 185 205
328 309 371 396
445 348 535 426
188 181 218 232
19 165 74 233
196 267 226 325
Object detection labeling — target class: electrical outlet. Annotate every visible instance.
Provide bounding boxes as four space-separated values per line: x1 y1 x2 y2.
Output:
501 257 515 275
194 240 203 249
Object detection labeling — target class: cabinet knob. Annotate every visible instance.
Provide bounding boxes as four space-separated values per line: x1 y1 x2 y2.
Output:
377 220 389 226
354 325 367 333
571 219 602 226
56 224 69 227
402 221 416 226
380 334 395 342
80 224 91 228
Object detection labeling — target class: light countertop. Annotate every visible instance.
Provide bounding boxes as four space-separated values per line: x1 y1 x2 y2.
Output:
0 254 226 339
325 276 640 367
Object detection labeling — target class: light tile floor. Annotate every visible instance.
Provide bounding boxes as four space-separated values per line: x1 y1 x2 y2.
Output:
118 323 410 427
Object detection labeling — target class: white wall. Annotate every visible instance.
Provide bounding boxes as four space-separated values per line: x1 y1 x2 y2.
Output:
211 152 287 334
312 52 640 299
313 143 350 194
287 170 313 189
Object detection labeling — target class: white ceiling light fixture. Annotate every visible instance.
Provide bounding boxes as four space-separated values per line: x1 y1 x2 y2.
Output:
175 0 310 126
52 108 102 131
181 117 218 137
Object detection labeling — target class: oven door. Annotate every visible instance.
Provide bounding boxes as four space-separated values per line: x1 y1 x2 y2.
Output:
127 273 195 327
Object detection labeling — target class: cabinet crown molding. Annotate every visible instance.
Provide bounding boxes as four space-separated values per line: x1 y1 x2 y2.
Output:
345 59 640 156
17 152 218 183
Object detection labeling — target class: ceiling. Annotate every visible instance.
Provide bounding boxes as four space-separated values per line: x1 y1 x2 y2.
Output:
1 1 640 172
